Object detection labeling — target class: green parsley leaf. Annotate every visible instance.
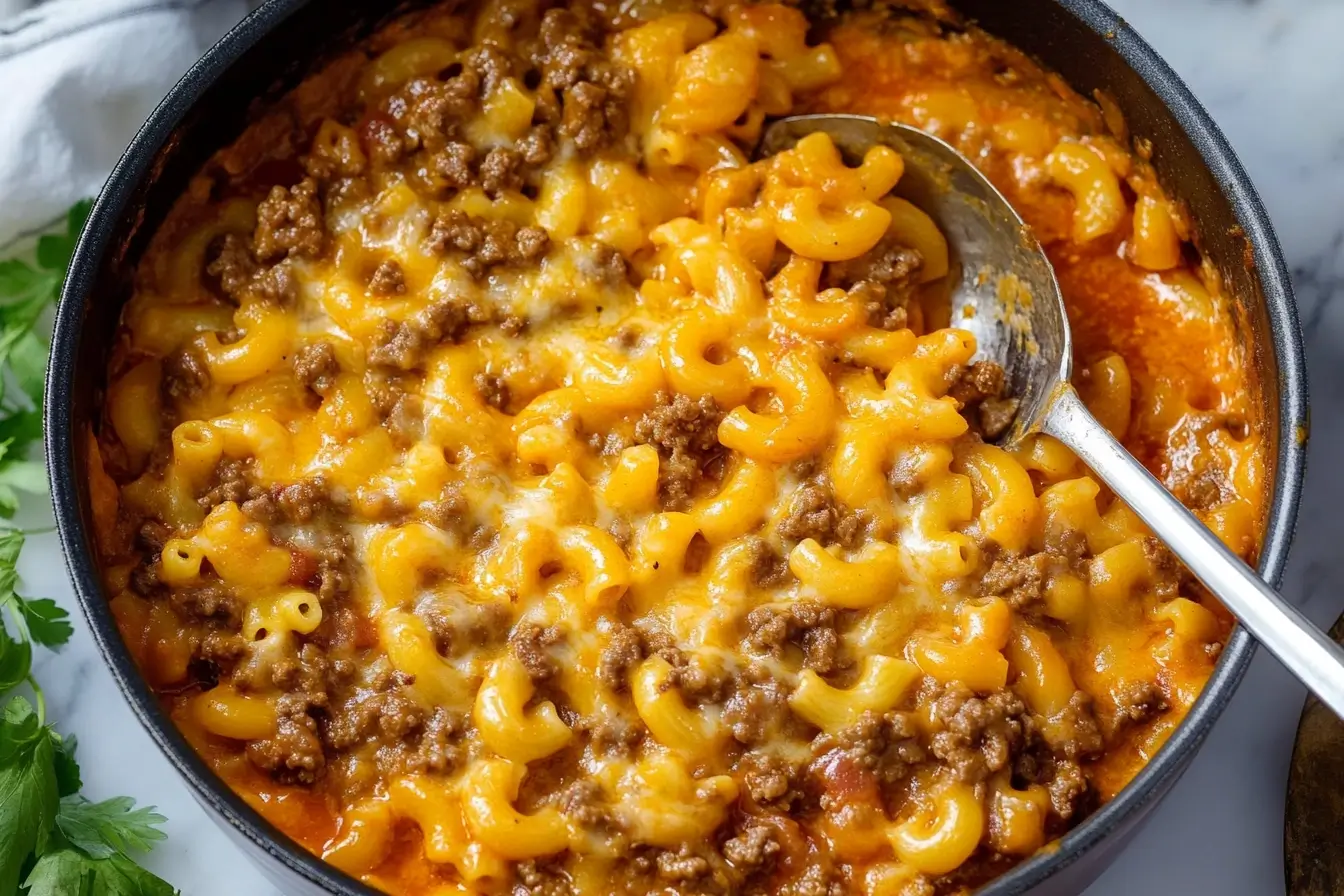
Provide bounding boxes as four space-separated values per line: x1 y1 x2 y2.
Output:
56 796 168 860
0 260 56 308
33 200 92 278
25 847 177 896
9 331 49 407
0 527 23 566
0 696 45 764
0 722 57 893
0 409 43 452
17 599 72 649
52 733 81 797
0 621 32 692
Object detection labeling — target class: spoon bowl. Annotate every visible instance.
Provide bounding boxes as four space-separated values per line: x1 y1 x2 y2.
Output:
759 113 1070 447
759 113 1344 718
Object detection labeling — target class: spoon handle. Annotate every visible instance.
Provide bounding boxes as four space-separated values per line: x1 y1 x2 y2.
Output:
1043 386 1344 717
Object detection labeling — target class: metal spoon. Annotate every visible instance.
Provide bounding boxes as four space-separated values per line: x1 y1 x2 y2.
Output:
758 113 1344 717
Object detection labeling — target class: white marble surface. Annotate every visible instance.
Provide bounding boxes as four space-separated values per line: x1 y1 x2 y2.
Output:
19 0 1344 893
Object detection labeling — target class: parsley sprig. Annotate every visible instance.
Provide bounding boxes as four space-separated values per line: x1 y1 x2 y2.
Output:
0 202 178 895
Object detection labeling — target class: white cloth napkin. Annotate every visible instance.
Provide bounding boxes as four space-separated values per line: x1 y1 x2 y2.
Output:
0 0 252 249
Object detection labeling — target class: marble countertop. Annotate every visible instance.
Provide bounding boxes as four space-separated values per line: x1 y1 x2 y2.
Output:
21 0 1344 893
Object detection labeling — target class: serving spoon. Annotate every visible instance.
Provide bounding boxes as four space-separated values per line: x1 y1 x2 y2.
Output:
758 114 1344 717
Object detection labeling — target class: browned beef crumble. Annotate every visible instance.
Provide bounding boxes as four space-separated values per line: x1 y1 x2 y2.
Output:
367 258 406 296
197 458 255 511
206 233 257 299
247 699 325 784
722 820 781 872
292 341 340 396
777 481 867 550
745 602 842 673
254 177 325 262
949 360 1020 440
722 678 792 745
597 624 643 691
738 750 806 808
479 146 525 196
818 710 925 785
529 8 634 154
632 392 724 510
510 622 563 682
169 583 241 627
746 537 790 588
241 480 328 525
928 683 1028 783
432 140 477 189
980 552 1050 610
1108 679 1168 735
367 299 472 370
163 345 211 401
474 371 511 411
426 210 550 277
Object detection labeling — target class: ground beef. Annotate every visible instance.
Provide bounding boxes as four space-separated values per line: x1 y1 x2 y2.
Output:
198 458 255 510
474 372 511 412
426 210 550 277
293 341 339 396
517 124 554 166
654 845 710 882
421 485 468 532
738 751 805 807
402 706 461 774
746 537 790 588
253 178 325 262
980 552 1049 610
367 299 472 370
1142 536 1183 597
949 360 1006 406
510 623 562 682
247 701 325 783
1051 690 1105 759
576 711 644 753
632 392 724 510
722 821 780 872
136 520 171 554
948 360 1020 439
777 482 867 550
479 146 524 196
129 559 162 597
598 625 643 690
368 259 406 296
530 8 633 154
824 237 923 331
722 678 791 745
432 140 477 190
1108 679 1168 734
392 73 479 153
206 233 257 299
745 602 842 673
1046 758 1089 820
979 396 1020 440
821 710 925 785
929 683 1027 783
553 779 610 831
163 345 211 401
777 862 846 896
311 531 354 601
241 479 327 525
514 860 573 896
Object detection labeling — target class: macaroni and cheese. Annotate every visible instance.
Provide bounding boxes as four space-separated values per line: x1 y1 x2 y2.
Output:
91 1 1264 894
